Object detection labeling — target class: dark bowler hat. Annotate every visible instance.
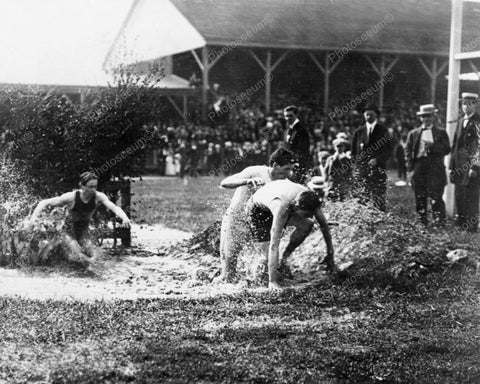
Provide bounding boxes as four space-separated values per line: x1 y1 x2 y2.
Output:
362 103 380 115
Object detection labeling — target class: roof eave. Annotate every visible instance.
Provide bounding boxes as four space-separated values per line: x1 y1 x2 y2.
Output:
203 39 449 57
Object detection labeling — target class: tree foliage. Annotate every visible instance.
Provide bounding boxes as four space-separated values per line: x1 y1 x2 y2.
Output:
0 75 166 196
0 73 167 264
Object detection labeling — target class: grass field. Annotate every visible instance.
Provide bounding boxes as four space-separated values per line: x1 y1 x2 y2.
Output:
1 174 480 383
130 173 416 232
1 279 479 383
131 175 233 233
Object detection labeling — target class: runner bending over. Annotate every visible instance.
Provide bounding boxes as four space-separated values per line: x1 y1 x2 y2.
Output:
246 179 334 290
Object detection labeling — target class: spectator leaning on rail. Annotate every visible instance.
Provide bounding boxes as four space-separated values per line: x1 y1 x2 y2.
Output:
351 103 392 211
405 104 450 227
283 105 312 184
449 92 480 232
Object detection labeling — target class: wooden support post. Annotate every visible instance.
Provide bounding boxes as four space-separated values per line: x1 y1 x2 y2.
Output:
379 56 386 111
431 57 438 104
167 96 186 122
265 50 272 114
418 57 449 104
250 50 288 114
308 52 343 114
191 47 223 122
365 54 399 112
445 0 463 218
201 46 209 121
183 95 188 120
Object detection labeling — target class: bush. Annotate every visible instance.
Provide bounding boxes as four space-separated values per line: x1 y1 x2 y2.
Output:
0 74 166 196
0 74 168 264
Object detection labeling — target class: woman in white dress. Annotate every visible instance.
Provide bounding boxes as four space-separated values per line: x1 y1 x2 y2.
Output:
165 147 176 176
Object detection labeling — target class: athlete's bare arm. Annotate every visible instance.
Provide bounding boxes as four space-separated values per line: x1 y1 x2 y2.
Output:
30 191 76 221
220 168 266 189
267 199 290 290
96 192 132 227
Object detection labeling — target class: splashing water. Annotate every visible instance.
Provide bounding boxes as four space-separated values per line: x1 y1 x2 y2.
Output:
0 159 104 267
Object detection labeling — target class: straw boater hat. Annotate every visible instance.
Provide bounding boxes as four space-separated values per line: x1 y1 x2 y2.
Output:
332 137 349 147
460 92 479 101
307 176 326 191
416 104 438 116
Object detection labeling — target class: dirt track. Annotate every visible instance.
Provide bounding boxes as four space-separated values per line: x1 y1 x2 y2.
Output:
0 222 333 301
0 224 240 301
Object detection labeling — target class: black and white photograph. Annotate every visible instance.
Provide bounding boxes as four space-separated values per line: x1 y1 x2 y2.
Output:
0 0 479 382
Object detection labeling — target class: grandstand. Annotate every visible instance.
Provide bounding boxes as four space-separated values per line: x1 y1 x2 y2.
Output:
106 0 480 117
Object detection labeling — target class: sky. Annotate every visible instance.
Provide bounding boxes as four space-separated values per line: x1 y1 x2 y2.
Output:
0 0 133 86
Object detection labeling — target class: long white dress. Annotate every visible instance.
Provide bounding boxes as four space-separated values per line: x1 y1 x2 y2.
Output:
165 153 176 176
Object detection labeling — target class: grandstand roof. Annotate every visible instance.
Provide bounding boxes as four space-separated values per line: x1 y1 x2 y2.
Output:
169 0 480 56
106 0 480 67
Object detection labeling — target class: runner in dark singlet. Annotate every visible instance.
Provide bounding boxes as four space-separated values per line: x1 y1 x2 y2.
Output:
64 190 98 242
29 172 131 265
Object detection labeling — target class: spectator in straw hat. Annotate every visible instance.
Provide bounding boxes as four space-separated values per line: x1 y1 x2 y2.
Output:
307 175 327 201
449 92 480 232
405 104 450 226
324 137 352 201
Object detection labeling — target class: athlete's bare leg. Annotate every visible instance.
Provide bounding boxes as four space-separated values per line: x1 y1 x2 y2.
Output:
217 210 246 283
64 235 92 265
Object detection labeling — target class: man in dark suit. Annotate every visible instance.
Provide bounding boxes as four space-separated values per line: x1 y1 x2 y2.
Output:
283 105 311 184
405 104 450 226
449 92 480 232
351 103 392 211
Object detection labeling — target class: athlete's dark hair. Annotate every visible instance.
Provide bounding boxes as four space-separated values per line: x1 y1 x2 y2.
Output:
269 148 297 167
79 171 98 186
295 190 321 211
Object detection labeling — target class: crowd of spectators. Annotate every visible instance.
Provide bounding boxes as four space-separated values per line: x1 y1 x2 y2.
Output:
149 93 447 178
